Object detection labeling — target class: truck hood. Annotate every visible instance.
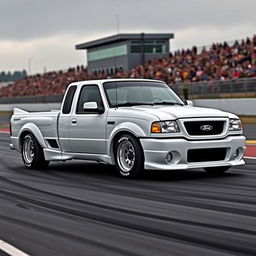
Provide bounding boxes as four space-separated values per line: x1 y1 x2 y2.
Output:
118 105 236 120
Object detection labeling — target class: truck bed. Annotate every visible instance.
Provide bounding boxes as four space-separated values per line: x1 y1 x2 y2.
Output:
11 108 60 139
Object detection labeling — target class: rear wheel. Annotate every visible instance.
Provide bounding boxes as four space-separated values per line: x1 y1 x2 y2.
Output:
114 134 144 178
204 166 230 175
22 133 49 169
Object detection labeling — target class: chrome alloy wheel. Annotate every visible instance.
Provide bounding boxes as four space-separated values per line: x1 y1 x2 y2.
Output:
22 135 35 165
117 139 136 173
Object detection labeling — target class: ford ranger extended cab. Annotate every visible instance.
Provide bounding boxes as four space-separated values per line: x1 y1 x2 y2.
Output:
10 79 246 178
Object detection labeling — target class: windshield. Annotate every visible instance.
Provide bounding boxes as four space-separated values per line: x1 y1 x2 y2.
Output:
103 81 184 107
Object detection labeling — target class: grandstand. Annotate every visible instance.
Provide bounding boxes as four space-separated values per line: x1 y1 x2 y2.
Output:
0 35 256 99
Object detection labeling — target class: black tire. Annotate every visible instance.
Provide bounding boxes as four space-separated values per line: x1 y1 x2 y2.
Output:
204 166 230 175
114 134 144 178
21 133 49 169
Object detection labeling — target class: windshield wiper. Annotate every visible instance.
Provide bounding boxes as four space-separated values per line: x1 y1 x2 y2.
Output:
153 101 184 106
114 102 154 107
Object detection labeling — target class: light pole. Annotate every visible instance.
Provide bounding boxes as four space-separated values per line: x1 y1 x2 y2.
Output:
28 58 33 75
115 14 120 34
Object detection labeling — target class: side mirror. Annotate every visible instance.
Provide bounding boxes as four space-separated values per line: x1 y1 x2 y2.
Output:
83 102 97 110
185 100 194 107
83 102 104 114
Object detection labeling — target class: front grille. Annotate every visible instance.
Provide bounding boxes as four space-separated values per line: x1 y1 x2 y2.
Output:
187 148 227 163
184 121 225 136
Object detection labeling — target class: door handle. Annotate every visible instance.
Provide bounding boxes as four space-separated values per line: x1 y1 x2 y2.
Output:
71 118 77 124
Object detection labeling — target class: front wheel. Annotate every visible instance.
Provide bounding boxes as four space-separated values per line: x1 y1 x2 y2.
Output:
204 166 230 175
114 134 144 178
22 133 49 169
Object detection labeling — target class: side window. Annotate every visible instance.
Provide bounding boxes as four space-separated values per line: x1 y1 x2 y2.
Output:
76 85 104 114
62 86 77 114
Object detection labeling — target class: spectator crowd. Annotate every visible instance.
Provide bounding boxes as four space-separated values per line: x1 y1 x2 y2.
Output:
1 35 256 98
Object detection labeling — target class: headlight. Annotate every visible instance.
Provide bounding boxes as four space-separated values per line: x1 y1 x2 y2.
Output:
151 121 180 133
229 119 242 131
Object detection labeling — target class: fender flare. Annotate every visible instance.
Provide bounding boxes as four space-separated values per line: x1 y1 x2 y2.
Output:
18 123 47 151
107 122 147 164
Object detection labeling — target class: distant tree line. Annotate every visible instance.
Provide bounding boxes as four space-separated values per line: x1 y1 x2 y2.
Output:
0 70 27 82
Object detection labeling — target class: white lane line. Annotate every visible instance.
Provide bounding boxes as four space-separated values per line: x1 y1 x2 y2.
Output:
0 240 30 256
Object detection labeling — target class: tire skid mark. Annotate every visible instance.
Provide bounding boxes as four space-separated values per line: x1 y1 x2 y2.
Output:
0 186 255 238
1 175 256 218
27 167 256 203
1 195 255 256
0 215 142 256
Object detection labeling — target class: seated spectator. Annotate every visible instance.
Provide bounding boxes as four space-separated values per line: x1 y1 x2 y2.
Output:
1 35 256 99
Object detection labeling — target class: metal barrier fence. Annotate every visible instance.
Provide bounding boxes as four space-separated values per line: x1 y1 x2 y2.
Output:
172 78 256 99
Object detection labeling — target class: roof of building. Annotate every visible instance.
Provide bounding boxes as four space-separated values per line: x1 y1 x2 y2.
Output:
75 33 174 50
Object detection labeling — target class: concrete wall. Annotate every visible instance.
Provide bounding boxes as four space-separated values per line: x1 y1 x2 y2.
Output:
0 94 63 104
1 98 255 115
0 103 61 112
193 98 256 116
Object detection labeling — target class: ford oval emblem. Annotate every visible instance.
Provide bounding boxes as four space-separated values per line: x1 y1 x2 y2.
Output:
200 124 213 131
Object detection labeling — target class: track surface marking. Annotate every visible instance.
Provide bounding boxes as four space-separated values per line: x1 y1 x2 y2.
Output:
0 240 30 256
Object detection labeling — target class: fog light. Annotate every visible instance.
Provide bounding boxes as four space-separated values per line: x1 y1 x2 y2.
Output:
166 152 173 164
234 147 244 160
234 149 239 158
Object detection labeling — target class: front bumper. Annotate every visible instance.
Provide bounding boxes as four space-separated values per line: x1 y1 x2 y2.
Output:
140 136 246 170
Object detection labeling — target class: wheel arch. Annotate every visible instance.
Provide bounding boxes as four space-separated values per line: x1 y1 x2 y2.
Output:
18 123 47 151
108 123 146 165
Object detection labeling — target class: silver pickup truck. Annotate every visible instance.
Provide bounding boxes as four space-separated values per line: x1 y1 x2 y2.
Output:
10 79 246 178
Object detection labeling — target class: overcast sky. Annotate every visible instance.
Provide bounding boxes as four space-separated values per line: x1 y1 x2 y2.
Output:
0 0 255 74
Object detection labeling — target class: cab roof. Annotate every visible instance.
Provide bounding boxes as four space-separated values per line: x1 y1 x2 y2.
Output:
69 78 165 87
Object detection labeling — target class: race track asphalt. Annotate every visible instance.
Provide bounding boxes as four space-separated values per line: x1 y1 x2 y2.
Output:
0 131 255 256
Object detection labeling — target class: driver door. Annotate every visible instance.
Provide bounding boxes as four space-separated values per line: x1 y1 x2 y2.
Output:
68 84 107 154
